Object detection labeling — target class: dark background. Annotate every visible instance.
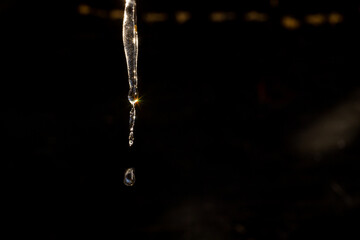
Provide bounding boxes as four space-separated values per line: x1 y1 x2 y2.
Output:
2 0 360 239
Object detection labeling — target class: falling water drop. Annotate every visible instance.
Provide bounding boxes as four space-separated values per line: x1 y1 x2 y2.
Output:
124 168 136 186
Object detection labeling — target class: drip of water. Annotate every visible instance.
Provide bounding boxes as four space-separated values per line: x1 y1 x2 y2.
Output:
123 0 138 186
124 168 136 186
123 0 139 147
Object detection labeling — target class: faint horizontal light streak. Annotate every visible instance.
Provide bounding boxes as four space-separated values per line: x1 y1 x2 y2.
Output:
143 13 168 23
329 12 343 25
282 16 300 30
305 14 326 26
210 12 236 22
110 9 124 20
76 4 345 29
175 11 191 24
78 4 91 15
244 11 268 22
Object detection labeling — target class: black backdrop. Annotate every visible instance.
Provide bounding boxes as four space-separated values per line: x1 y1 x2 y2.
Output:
3 1 360 239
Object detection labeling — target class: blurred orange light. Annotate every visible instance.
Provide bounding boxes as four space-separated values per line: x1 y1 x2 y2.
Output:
329 12 343 25
282 16 300 30
78 4 91 15
110 9 124 20
245 11 268 22
305 14 326 26
210 12 236 22
176 11 191 24
144 13 168 23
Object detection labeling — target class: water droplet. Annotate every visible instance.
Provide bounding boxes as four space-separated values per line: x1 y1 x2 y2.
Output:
124 168 135 186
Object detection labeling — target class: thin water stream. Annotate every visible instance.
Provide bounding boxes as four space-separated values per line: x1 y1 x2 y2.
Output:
123 0 138 186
